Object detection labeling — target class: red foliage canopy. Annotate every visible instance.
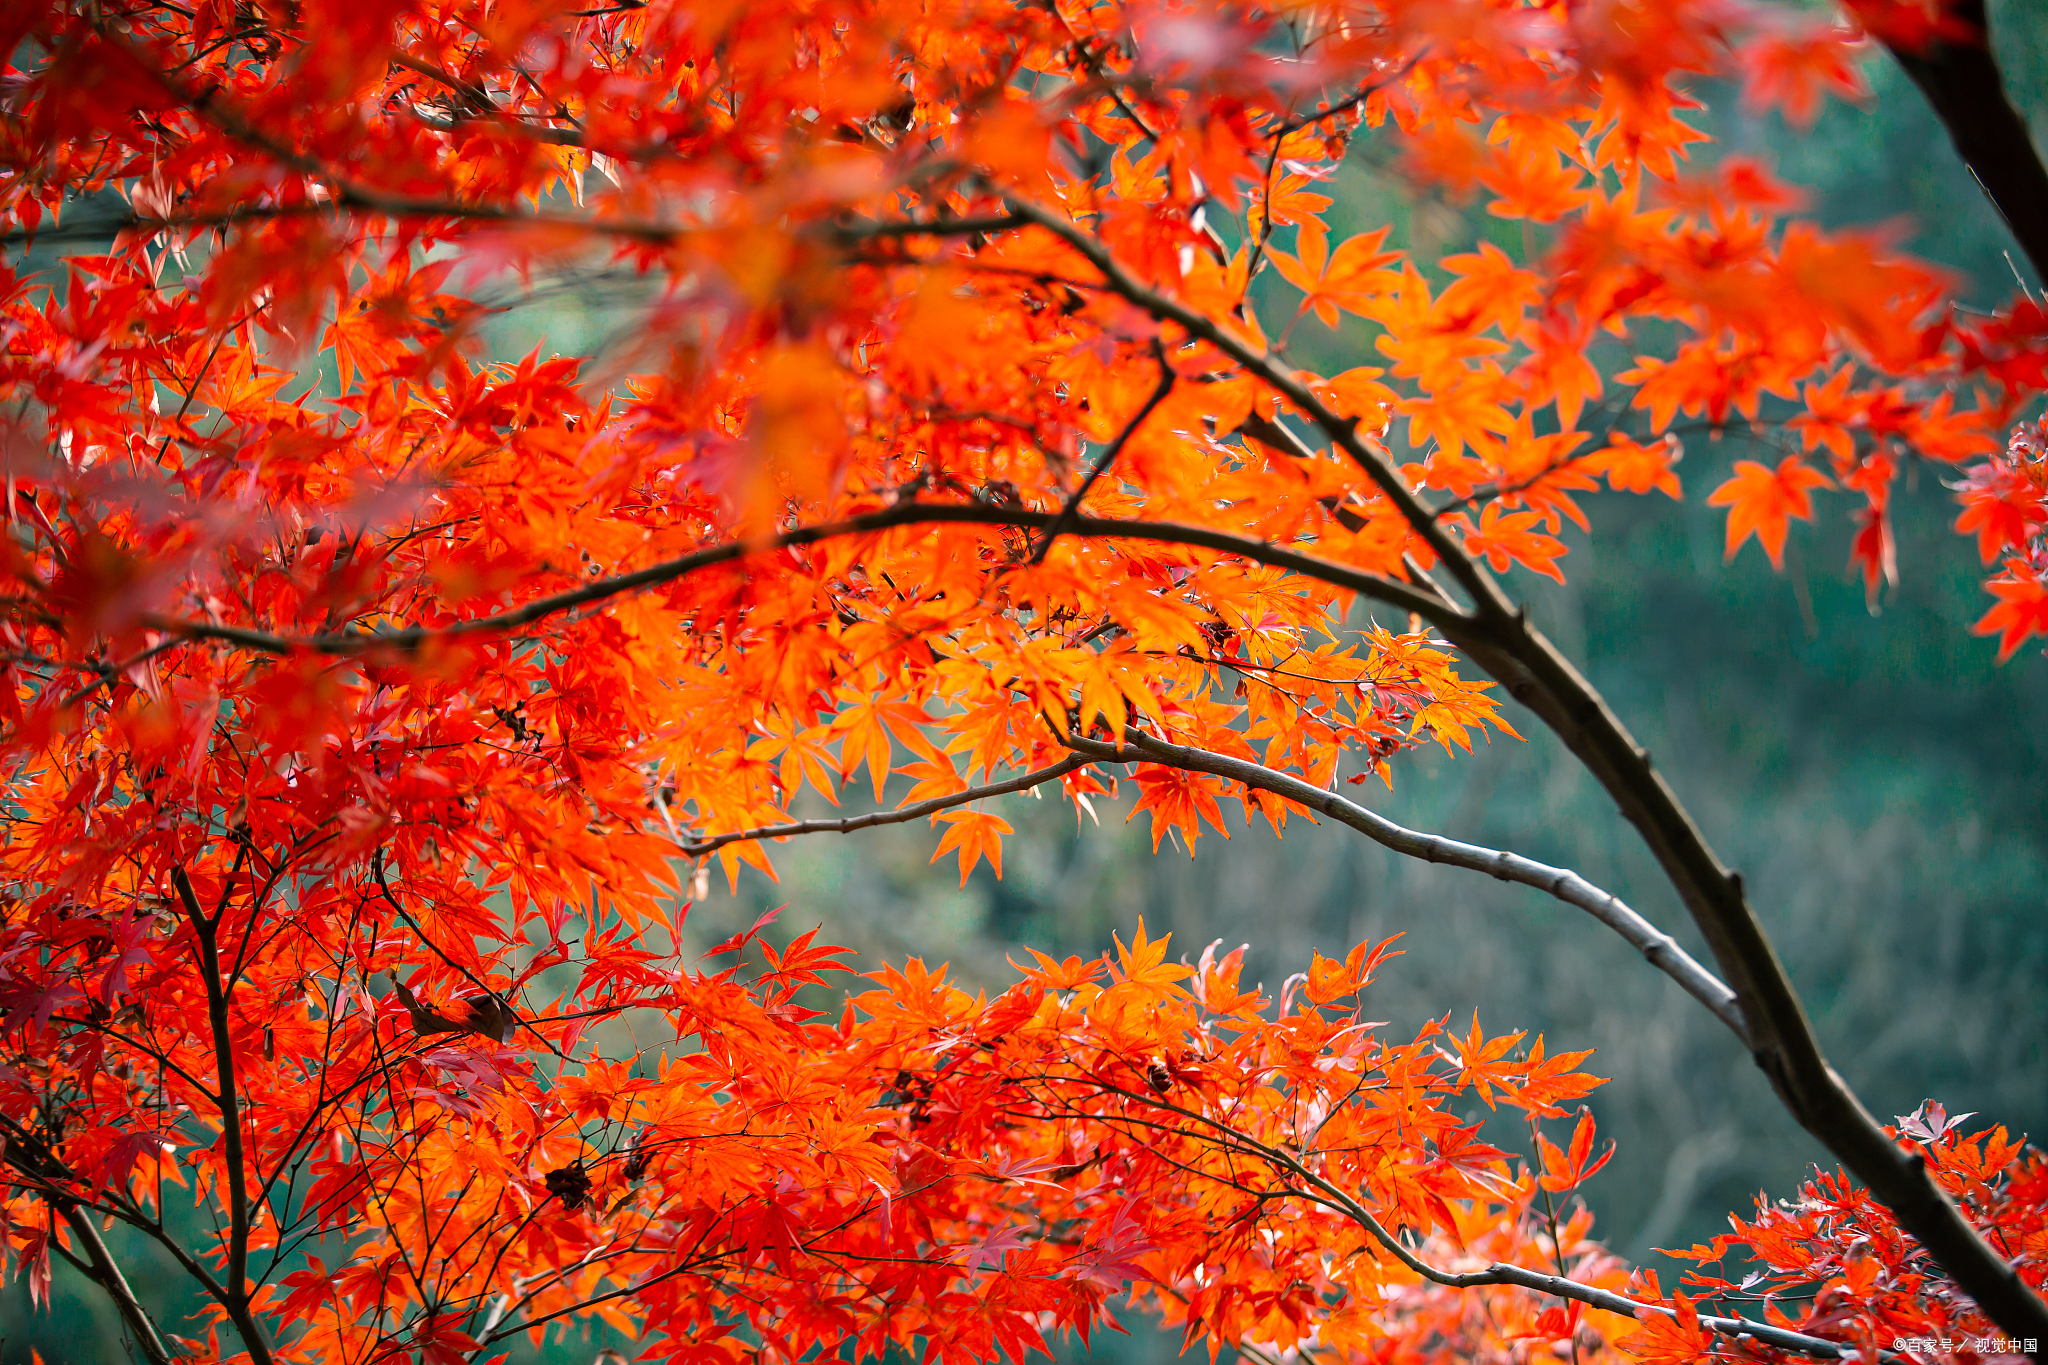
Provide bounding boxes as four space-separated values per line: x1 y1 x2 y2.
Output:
2 1 2046 1363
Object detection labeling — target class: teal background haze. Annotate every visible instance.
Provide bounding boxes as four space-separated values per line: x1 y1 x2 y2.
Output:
6 5 2048 1361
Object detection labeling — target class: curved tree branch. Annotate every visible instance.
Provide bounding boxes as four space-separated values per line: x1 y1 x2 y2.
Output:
1873 0 2048 281
1060 731 1744 1037
977 203 2048 1347
1430 612 2048 1348
137 502 1460 657
1034 1073 1876 1362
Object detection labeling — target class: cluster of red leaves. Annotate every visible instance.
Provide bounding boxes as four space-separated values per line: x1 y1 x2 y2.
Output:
1 0 2046 1361
0 892 1650 1365
1953 413 2048 659
1647 1103 2048 1365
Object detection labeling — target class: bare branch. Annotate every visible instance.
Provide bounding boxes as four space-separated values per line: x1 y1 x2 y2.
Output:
1061 731 1744 1038
1879 0 2048 280
59 1204 178 1365
680 755 1091 857
0 199 1025 251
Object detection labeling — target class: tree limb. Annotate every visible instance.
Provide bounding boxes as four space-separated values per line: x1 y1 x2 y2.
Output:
1875 0 2048 281
137 502 1460 656
0 202 1027 249
58 1204 178 1365
0 1113 240 1335
987 198 2048 1348
1060 731 1745 1038
171 867 277 1365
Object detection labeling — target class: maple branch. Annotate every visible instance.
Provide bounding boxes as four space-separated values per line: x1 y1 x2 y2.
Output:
0 200 1031 251
997 194 1517 622
996 171 2048 1350
1058 35 1163 145
0 1117 174 1365
828 213 1029 244
1424 610 2048 1343
139 502 1458 655
0 1113 239 1339
1236 411 1421 543
387 51 499 116
1036 1074 1872 1362
46 638 183 708
402 108 590 146
1031 341 1175 564
471 1244 728 1350
47 1013 223 1104
1272 56 1424 136
1877 0 2048 281
1060 732 1743 1036
171 866 277 1365
1426 445 1606 526
57 1202 178 1365
678 754 1091 857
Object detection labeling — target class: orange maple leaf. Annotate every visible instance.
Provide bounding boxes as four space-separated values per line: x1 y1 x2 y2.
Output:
1536 1110 1615 1193
1593 434 1683 499
1269 223 1402 327
1127 763 1230 854
1110 916 1192 994
1460 503 1568 583
930 809 1013 885
1446 1011 1524 1106
1010 946 1108 990
1621 1289 1714 1365
1972 563 2048 662
1706 456 1834 569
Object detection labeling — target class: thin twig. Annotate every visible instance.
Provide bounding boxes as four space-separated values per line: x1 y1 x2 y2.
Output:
681 755 1090 857
1031 341 1175 564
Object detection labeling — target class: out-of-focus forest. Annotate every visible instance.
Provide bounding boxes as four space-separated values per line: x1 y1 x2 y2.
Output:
5 6 2046 1362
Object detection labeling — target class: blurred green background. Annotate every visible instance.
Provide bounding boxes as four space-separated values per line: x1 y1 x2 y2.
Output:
7 4 2047 1361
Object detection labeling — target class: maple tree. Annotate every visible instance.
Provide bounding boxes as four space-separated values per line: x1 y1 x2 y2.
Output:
3 0 2048 1363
